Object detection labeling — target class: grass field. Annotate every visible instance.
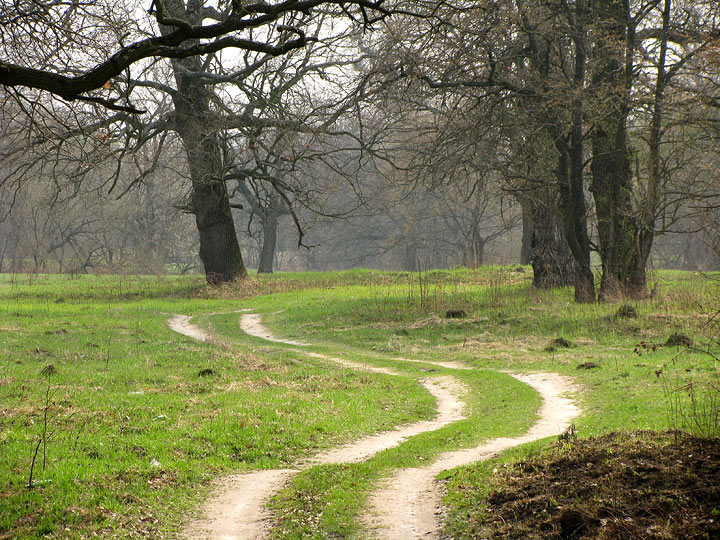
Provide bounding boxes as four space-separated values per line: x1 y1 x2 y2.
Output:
1 268 718 539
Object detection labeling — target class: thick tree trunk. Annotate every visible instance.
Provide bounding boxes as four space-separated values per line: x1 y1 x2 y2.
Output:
528 196 574 289
257 204 278 274
191 178 247 284
161 3 247 284
179 119 247 283
589 0 647 300
171 79 247 284
528 10 595 302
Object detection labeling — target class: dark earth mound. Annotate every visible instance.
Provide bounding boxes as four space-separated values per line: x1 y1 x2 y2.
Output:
469 431 719 539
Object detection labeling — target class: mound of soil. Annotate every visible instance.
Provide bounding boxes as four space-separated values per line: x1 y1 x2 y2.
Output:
474 431 719 539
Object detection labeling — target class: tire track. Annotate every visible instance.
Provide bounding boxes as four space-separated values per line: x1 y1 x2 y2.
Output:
168 314 469 540
364 372 581 539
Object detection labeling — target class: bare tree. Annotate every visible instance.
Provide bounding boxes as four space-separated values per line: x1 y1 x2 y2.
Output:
1 0 394 282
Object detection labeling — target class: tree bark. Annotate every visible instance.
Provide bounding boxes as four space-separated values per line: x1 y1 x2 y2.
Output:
555 133 595 302
172 80 248 283
257 203 278 274
589 0 644 300
550 20 595 303
528 195 574 289
162 3 247 284
519 0 594 301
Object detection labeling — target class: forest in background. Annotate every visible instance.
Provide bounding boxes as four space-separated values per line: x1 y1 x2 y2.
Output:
1 0 720 292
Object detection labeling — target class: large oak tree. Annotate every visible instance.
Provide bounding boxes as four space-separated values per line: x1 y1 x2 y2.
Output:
1 0 391 283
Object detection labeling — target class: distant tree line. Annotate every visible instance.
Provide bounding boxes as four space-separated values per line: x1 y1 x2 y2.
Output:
1 0 719 299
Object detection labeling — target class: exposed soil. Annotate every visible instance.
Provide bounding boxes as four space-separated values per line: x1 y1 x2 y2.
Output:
465 431 720 539
171 313 470 539
168 314 211 342
365 372 581 540
183 469 297 540
171 313 581 540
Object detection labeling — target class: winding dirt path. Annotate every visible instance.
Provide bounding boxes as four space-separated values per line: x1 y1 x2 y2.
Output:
168 314 211 342
364 372 581 540
169 314 469 540
239 314 468 373
169 313 580 540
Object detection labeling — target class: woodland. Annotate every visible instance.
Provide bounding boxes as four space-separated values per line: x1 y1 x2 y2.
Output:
2 3 720 539
1 0 719 297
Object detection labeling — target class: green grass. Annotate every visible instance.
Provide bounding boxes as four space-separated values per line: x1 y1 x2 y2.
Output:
0 273 434 539
1 268 717 539
223 267 718 538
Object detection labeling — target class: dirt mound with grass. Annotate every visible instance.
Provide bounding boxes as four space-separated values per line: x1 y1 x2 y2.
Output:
467 431 720 539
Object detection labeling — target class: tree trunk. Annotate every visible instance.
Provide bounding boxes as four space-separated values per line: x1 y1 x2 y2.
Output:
161 3 247 284
627 0 672 296
463 228 485 268
555 134 595 303
520 198 533 265
589 0 646 300
257 204 278 274
171 86 247 284
549 24 595 303
177 112 247 284
403 243 418 272
528 195 574 289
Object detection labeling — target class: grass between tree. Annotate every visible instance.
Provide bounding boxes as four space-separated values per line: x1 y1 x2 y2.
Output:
1 268 718 539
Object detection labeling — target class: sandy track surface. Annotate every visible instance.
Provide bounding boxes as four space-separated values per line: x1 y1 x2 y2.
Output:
240 314 468 372
239 313 308 346
170 313 470 540
168 314 211 342
183 469 297 540
364 371 581 540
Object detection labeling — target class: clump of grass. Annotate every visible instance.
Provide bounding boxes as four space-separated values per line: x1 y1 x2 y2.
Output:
614 304 638 319
544 337 575 352
665 332 691 347
39 364 57 376
576 361 600 370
